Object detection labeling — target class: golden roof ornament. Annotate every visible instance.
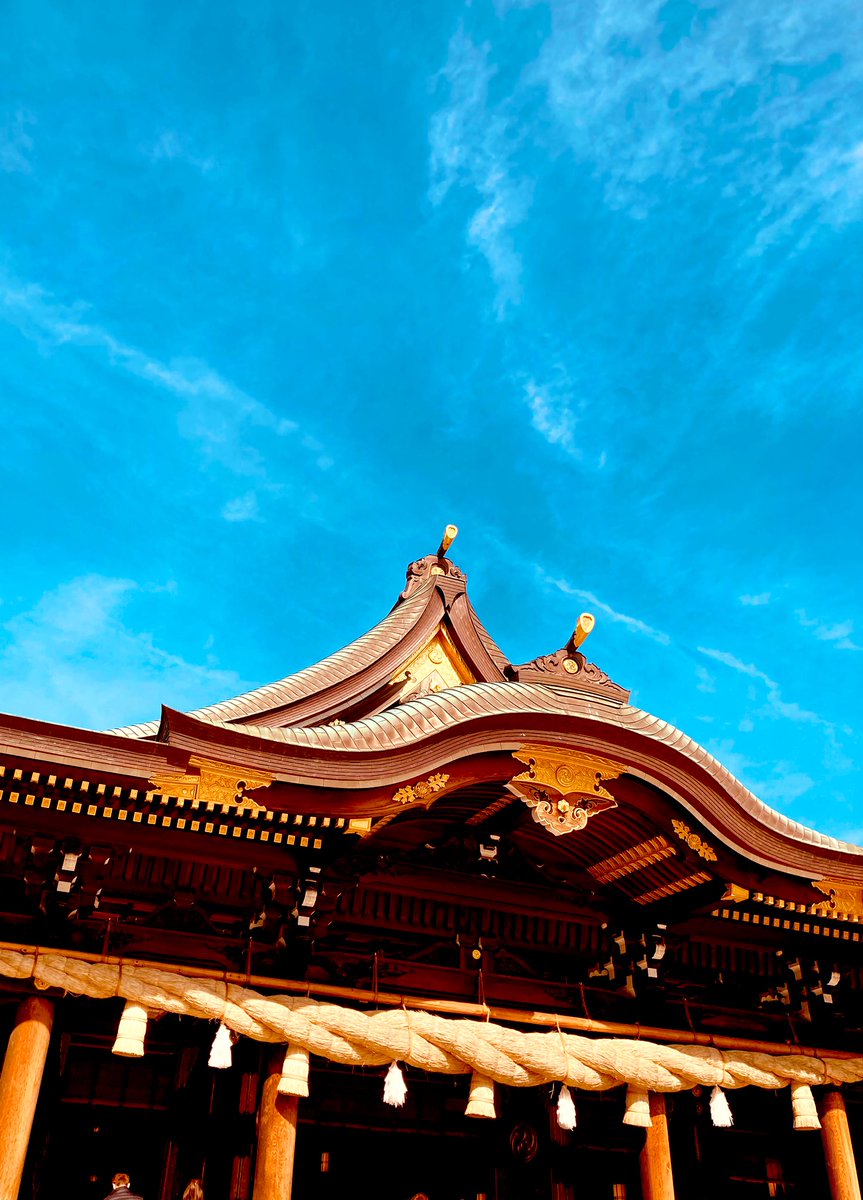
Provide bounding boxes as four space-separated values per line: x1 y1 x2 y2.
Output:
437 524 458 556
507 746 621 836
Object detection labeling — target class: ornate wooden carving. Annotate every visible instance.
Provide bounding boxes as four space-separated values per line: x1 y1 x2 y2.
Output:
148 756 273 814
510 643 630 702
506 746 621 837
400 554 466 599
812 879 863 922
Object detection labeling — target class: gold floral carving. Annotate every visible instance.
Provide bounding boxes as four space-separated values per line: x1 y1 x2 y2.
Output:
392 773 450 805
671 819 717 862
507 746 621 837
148 756 273 815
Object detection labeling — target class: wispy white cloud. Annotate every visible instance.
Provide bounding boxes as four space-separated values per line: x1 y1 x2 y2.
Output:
704 738 758 782
222 491 262 523
0 575 244 729
526 1 863 245
695 666 715 693
544 573 671 645
699 647 772 685
705 737 815 809
828 821 863 846
429 28 532 316
146 129 215 175
0 107 34 174
796 609 861 651
0 272 329 486
698 645 834 730
750 769 816 809
524 375 579 456
740 592 771 607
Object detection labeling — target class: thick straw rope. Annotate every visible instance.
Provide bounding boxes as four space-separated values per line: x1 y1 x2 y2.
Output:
1 948 858 1095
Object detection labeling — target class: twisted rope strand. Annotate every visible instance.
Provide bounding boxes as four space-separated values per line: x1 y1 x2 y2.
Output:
0 948 858 1094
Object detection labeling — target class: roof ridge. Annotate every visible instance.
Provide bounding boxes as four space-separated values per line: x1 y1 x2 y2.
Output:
106 576 437 738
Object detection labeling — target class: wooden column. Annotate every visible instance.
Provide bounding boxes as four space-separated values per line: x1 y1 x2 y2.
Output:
548 1101 575 1200
819 1089 862 1200
0 996 54 1200
252 1055 299 1200
640 1092 676 1200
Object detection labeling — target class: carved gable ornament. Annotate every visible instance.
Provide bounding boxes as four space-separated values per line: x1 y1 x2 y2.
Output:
510 614 631 703
392 631 476 702
507 746 622 836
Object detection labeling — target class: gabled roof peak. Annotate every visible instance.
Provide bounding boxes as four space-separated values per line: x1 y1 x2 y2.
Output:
107 531 629 737
400 552 467 600
508 612 630 703
400 524 466 600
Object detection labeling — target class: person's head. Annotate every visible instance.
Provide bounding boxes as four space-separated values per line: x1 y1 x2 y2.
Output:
112 1176 131 1191
183 1180 204 1200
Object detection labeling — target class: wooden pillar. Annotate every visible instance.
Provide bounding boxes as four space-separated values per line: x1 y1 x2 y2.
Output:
819 1089 862 1200
548 1100 575 1200
252 1055 299 1200
0 996 54 1200
640 1092 675 1200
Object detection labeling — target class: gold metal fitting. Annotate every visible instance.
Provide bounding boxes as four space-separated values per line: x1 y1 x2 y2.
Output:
572 612 595 649
437 524 458 556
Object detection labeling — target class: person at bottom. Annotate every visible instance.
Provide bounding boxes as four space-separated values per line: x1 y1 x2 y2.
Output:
183 1180 204 1200
103 1173 144 1200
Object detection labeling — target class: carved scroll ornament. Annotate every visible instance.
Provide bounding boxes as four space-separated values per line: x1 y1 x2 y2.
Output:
507 746 622 837
400 555 466 599
148 756 272 814
511 648 631 702
812 879 863 921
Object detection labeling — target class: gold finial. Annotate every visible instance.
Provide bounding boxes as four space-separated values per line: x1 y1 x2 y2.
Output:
437 524 458 556
572 612 595 649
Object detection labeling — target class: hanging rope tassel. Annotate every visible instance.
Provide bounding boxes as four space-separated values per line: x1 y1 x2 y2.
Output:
383 1061 408 1108
622 1085 652 1127
791 1083 821 1130
208 1022 233 1069
278 1044 310 1098
556 1083 577 1130
710 1086 734 1128
465 1071 496 1119
112 1001 149 1058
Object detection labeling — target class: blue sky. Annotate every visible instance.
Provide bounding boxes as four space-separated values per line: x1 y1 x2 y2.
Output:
1 1 862 841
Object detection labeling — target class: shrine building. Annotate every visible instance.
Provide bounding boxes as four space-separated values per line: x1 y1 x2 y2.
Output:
1 528 862 1200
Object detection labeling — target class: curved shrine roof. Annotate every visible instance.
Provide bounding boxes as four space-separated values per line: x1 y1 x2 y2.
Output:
107 551 516 739
4 533 861 895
